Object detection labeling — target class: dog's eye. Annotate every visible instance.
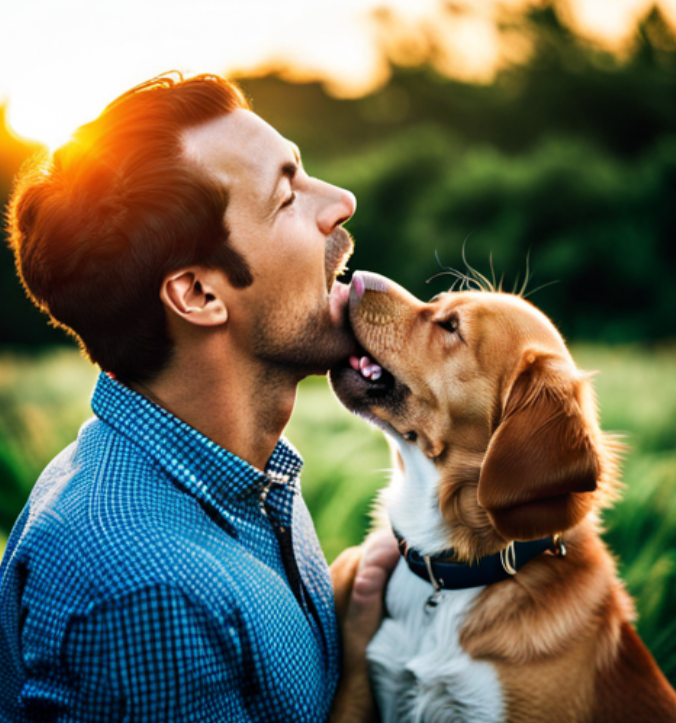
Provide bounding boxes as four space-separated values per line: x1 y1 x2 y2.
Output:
404 431 417 443
438 315 459 334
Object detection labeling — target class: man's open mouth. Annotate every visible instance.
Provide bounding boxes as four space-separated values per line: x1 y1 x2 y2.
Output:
325 227 354 293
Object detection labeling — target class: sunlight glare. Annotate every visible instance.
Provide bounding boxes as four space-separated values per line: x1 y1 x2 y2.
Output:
0 0 673 150
5 86 123 153
561 0 676 51
0 0 412 149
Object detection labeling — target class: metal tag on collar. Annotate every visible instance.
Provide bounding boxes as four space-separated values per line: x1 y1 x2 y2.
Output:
553 533 567 557
423 555 444 612
500 541 518 576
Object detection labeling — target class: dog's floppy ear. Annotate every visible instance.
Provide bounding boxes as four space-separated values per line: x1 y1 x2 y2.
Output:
477 354 599 541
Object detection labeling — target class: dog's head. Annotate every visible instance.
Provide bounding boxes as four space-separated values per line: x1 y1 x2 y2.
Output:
330 271 619 560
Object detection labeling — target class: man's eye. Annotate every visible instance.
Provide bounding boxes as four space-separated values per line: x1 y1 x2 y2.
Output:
438 315 459 333
281 192 296 208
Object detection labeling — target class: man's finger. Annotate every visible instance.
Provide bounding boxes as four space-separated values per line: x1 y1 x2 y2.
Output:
343 530 400 657
352 530 400 602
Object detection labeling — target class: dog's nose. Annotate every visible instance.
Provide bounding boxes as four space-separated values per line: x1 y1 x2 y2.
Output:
350 271 390 303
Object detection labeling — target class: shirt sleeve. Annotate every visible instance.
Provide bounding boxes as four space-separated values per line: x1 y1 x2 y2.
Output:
54 583 248 722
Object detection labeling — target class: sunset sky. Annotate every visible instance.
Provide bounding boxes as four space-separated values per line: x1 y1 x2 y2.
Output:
1 0 674 150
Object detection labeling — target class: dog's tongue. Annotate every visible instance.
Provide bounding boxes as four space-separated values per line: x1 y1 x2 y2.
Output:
349 355 382 381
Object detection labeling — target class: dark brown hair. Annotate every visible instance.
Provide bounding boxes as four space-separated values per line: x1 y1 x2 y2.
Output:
7 72 252 383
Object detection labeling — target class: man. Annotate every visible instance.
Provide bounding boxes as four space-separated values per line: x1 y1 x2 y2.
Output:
0 73 398 722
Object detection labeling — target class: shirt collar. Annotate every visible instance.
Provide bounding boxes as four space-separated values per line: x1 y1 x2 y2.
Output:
91 372 303 509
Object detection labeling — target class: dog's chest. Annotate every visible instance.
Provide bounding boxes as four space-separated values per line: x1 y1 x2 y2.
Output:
367 559 505 723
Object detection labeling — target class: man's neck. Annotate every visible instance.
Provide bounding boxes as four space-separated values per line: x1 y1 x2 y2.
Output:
130 343 299 472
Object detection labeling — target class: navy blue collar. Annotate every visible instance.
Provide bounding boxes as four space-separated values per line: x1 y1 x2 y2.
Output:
394 529 561 599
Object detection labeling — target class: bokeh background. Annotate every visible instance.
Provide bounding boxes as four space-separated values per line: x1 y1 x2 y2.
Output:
1 0 675 685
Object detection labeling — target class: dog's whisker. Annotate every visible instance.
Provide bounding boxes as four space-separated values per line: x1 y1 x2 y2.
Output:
461 241 495 293
489 253 497 292
523 279 560 299
518 250 532 297
427 269 476 291
431 248 555 299
426 270 458 284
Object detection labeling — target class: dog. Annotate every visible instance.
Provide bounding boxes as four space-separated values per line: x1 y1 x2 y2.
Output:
329 270 676 723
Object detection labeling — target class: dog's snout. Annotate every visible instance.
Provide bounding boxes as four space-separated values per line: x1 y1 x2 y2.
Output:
351 271 391 297
349 271 390 311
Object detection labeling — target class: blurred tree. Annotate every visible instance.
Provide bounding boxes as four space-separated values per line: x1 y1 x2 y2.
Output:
1 7 674 347
319 129 676 342
239 8 676 343
242 8 676 161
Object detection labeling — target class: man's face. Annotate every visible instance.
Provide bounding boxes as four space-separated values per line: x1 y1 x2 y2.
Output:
182 109 357 374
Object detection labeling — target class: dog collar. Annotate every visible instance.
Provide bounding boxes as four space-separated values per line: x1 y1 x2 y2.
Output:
394 529 565 606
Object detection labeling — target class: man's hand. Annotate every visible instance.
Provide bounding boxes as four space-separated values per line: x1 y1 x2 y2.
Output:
329 530 400 723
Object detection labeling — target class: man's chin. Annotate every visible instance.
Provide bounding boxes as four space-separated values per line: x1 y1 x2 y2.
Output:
255 323 356 378
253 289 357 376
304 330 357 377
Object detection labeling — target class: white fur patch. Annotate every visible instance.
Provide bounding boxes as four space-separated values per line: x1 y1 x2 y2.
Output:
371 437 505 723
382 439 451 556
368 559 505 723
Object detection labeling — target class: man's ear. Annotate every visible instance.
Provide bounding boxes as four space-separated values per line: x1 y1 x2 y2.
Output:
477 354 599 541
160 267 228 327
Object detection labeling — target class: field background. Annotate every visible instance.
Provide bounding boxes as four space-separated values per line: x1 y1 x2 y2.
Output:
1 344 675 686
1 0 675 693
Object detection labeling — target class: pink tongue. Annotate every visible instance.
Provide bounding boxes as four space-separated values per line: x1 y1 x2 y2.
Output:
349 355 361 371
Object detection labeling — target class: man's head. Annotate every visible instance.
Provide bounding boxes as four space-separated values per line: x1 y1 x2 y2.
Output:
8 73 356 384
177 109 356 378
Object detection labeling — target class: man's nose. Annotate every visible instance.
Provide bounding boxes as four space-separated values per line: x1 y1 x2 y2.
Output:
317 183 356 235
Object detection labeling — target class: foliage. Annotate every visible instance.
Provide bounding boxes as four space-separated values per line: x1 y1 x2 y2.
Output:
243 7 676 163
1 11 675 349
234 10 676 347
1 345 674 685
572 344 676 684
313 128 676 344
0 349 97 537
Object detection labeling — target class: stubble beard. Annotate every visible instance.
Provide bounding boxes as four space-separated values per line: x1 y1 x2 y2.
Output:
252 227 356 374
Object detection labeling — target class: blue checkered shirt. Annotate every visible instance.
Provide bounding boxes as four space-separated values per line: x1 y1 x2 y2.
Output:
0 372 340 722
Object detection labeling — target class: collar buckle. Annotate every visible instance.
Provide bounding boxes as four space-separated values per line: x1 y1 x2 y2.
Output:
499 541 518 575
553 533 567 557
423 555 445 611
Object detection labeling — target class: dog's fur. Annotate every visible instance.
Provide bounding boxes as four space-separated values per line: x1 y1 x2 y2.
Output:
330 271 676 723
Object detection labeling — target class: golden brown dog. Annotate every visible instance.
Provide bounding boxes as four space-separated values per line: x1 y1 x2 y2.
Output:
329 271 676 723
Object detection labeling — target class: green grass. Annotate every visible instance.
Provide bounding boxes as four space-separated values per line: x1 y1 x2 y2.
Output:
0 344 675 685
569 344 676 684
0 349 98 544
